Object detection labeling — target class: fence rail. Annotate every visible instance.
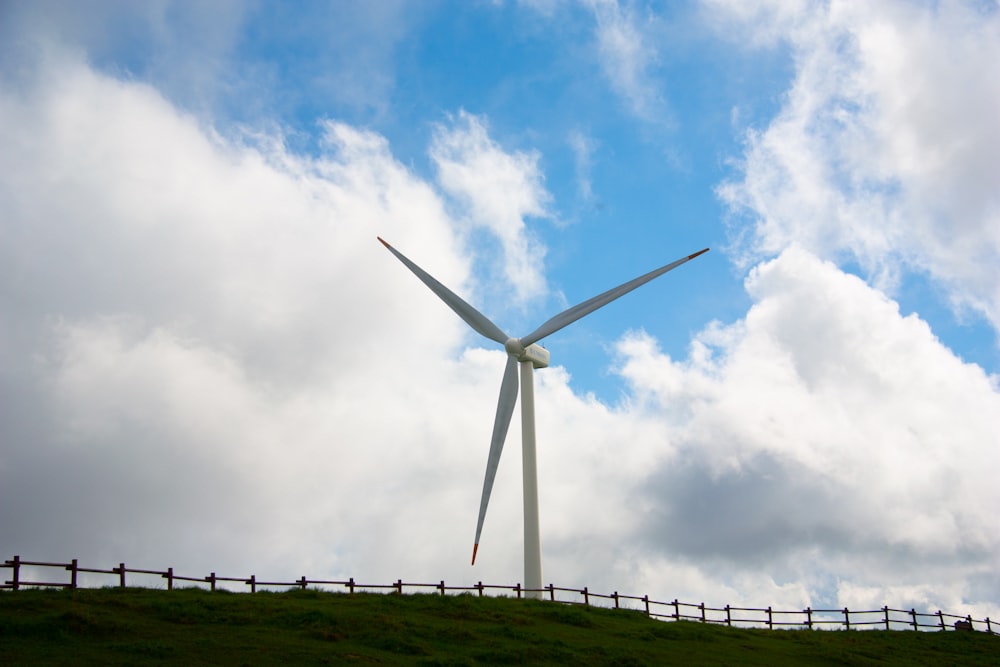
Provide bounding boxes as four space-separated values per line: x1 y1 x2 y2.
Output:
2 555 994 635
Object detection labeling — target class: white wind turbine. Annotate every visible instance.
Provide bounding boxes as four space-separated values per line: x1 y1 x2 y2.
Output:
378 236 708 598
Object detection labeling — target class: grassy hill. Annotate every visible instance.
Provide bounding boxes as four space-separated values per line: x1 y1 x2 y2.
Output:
1 587 997 665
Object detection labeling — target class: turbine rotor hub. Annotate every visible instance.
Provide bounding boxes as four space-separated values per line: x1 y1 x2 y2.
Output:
504 338 525 356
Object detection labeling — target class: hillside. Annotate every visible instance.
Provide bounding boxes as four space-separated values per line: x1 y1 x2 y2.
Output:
1 588 997 665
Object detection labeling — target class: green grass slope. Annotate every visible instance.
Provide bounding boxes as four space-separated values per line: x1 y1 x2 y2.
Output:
1 588 997 666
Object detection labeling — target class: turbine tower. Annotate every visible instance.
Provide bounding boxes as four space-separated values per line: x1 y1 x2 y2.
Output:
378 236 708 598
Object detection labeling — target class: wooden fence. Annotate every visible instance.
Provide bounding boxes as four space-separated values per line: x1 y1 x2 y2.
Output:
2 556 995 635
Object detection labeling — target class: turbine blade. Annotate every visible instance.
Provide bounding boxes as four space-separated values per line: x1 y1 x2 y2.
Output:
520 248 709 346
472 355 519 565
378 237 509 345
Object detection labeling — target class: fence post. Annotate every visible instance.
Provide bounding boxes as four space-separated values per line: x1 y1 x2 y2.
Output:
883 606 891 630
843 607 850 630
476 581 484 597
438 580 446 596
547 584 555 601
937 610 945 631
165 568 174 591
582 587 589 607
672 599 680 621
700 603 706 623
910 608 918 631
298 576 307 591
643 595 650 617
118 563 126 588
767 606 773 630
347 577 355 594
725 605 732 627
986 617 992 634
515 583 522 599
9 556 20 591
613 592 620 609
805 607 813 630
67 559 78 590
208 572 217 592
248 575 256 593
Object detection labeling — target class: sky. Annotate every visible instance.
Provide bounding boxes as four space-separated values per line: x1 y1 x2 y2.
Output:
1 0 998 619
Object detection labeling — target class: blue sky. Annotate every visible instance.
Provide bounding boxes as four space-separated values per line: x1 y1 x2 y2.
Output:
2 1 999 618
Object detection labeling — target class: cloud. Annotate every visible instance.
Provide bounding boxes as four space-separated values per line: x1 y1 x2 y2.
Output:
0 0 250 116
568 129 597 204
0 2 424 128
0 52 488 579
430 110 551 302
713 0 1000 333
610 247 1000 614
584 0 670 125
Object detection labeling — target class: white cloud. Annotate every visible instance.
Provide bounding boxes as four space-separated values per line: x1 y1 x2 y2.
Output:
584 0 669 125
430 110 551 302
568 129 597 203
0 52 487 579
713 0 1000 333
610 247 1000 616
0 2 425 127
0 0 250 117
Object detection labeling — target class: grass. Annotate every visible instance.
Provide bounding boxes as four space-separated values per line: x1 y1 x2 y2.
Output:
1 587 997 666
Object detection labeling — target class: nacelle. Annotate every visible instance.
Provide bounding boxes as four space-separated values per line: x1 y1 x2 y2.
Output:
518 343 550 369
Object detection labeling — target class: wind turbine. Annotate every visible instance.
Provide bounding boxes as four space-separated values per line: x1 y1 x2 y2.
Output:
378 236 708 598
